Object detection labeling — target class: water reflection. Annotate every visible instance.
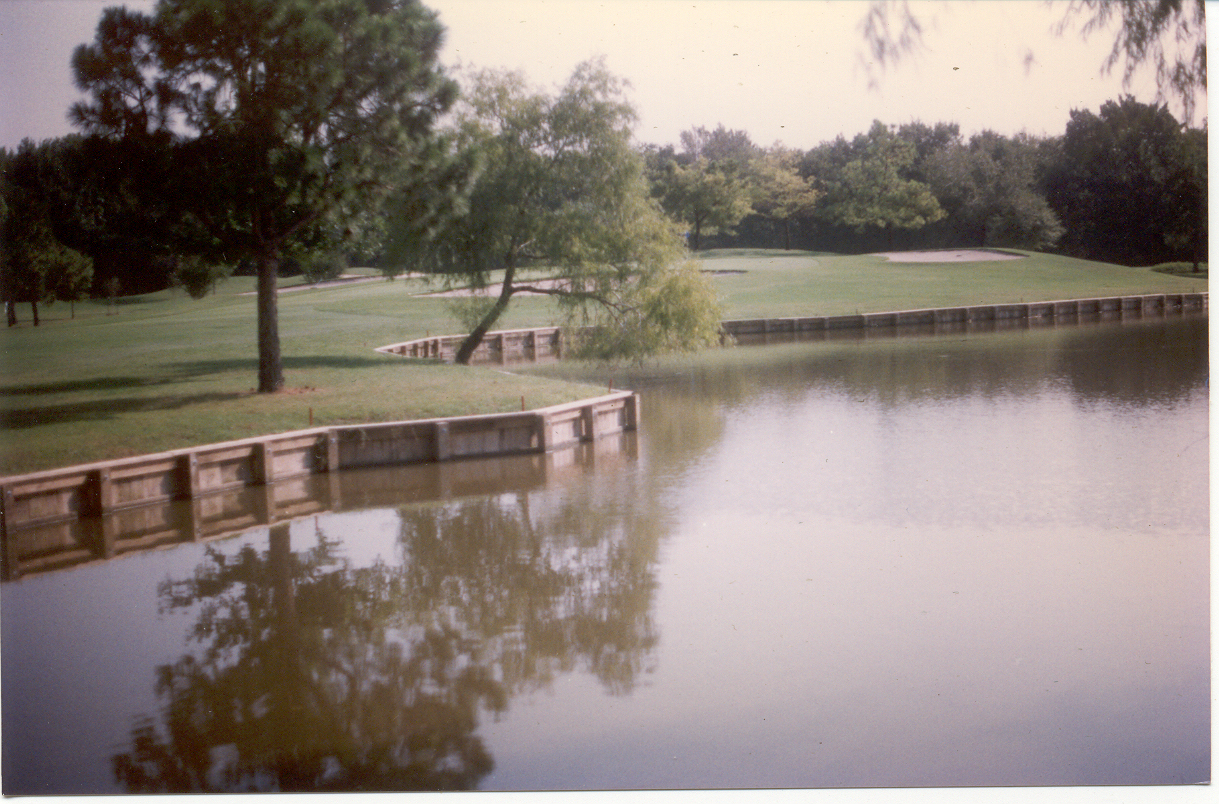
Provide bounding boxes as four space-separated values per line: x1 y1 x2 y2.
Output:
113 521 501 791
100 435 670 793
2 314 1208 792
566 313 1209 412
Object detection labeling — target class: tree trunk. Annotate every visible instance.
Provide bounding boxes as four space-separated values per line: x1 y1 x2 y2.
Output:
691 218 702 252
455 263 517 365
30 301 39 327
6 301 16 327
256 251 284 393
783 218 791 251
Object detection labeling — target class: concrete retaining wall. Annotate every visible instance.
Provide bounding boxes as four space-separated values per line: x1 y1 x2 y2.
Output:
1 434 635 581
373 293 1207 361
1 290 1205 577
720 293 1206 340
0 391 639 556
377 326 564 365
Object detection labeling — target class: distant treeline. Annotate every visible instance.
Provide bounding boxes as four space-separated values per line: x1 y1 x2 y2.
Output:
1 94 1205 318
647 96 1205 269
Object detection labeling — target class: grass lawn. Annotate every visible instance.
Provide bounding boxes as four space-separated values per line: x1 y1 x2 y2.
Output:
702 248 1207 318
1 249 1206 476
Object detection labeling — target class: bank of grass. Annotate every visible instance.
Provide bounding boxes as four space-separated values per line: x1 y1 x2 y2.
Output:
701 248 1207 319
1 249 1207 475
0 276 599 475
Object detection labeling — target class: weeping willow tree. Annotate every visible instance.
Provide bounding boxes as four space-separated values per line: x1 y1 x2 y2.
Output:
859 0 1206 122
391 59 723 365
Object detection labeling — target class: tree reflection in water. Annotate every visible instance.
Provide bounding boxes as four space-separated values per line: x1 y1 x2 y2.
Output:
111 461 668 792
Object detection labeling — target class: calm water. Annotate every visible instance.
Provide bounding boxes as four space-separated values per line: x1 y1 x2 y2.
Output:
2 315 1208 793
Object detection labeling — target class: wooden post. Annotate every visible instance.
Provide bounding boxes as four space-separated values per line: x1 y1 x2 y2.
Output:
535 413 550 453
93 467 113 515
580 405 597 442
177 453 199 501
326 431 339 472
255 484 275 525
625 394 641 431
98 513 118 559
435 422 450 461
189 498 204 541
0 485 12 550
314 431 340 473
255 442 275 485
0 507 12 581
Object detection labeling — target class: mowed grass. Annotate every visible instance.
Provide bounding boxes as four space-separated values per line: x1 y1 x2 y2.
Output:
702 248 1207 318
1 250 1206 475
0 275 599 475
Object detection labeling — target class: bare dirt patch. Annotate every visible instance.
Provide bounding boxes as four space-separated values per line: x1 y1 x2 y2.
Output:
873 249 1026 263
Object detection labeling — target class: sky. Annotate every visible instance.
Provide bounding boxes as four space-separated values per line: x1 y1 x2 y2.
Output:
0 0 1207 152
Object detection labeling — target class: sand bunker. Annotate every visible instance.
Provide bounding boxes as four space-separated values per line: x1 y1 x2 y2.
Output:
874 249 1025 263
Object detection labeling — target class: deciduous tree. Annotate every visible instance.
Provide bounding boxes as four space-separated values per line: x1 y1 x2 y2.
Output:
752 145 821 251
648 125 758 251
818 121 944 248
1 143 94 327
1043 96 1199 265
923 131 1063 250
399 60 722 365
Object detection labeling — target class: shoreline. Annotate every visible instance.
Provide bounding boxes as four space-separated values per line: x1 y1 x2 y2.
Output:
0 290 1206 545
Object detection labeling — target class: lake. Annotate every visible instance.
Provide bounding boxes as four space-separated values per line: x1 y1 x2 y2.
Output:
1 313 1208 793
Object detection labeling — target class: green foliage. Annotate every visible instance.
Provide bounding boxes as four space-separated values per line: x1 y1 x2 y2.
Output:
1 248 1204 476
406 59 723 364
72 0 459 391
568 258 724 362
1044 96 1202 266
751 145 822 250
923 131 1064 250
1056 0 1207 122
297 252 347 285
171 255 234 299
3 135 183 296
648 125 759 251
861 0 1206 122
447 294 498 334
818 121 944 241
1 143 95 325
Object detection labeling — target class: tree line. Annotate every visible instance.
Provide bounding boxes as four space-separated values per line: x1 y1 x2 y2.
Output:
1 0 1207 393
643 100 1206 267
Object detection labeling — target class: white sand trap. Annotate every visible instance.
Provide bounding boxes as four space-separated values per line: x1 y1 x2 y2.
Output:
874 249 1025 263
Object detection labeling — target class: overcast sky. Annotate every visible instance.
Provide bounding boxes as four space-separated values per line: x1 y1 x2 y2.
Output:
0 0 1206 152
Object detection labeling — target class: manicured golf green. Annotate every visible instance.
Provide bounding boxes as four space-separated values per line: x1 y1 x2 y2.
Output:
1 249 1205 475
